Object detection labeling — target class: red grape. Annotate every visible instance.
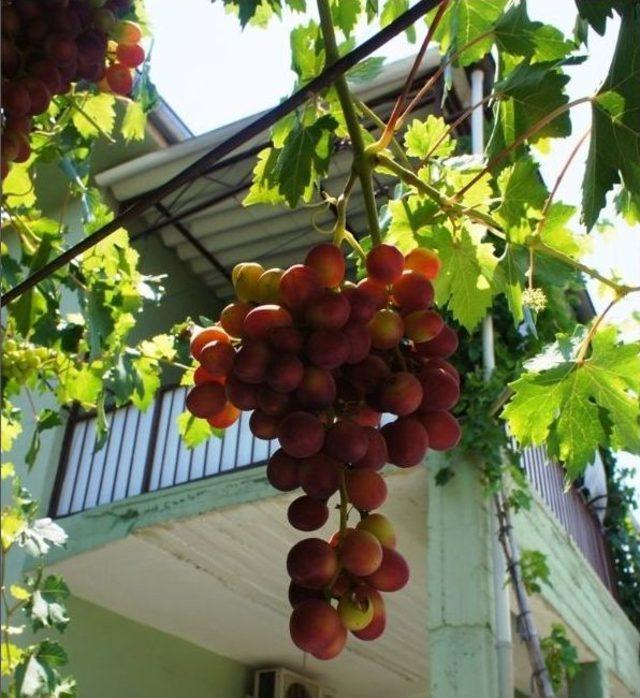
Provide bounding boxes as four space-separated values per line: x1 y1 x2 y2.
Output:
288 495 330 531
364 547 409 591
379 371 423 416
325 420 369 463
382 417 429 467
339 529 383 576
277 411 325 458
345 470 387 511
185 382 226 419
418 410 461 451
305 243 345 288
405 247 441 279
266 449 300 491
366 244 404 284
287 538 338 589
299 452 341 500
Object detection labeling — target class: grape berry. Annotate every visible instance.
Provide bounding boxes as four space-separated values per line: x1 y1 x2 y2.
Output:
185 242 460 658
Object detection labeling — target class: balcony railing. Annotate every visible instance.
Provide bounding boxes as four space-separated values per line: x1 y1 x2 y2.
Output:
50 385 616 596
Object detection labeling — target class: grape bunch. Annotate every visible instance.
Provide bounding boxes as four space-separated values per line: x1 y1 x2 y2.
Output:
185 241 461 659
1 338 58 382
1 0 145 178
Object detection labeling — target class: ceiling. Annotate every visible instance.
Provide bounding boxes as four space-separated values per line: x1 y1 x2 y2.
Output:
52 467 429 698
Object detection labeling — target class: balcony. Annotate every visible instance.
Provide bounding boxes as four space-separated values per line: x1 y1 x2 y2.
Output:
50 384 617 596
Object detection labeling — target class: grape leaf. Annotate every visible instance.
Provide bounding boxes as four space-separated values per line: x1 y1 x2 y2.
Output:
574 0 623 35
488 62 571 160
494 3 574 63
347 56 385 84
121 100 146 141
244 149 286 206
25 410 62 470
270 114 337 207
431 0 507 66
380 0 415 43
503 327 640 478
404 116 455 159
290 20 324 82
26 576 70 633
581 8 640 229
495 155 548 243
427 224 500 330
331 0 361 37
500 244 525 324
177 411 218 449
386 195 440 251
71 93 116 139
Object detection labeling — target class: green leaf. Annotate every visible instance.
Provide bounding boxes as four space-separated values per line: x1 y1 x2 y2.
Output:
121 100 147 141
386 195 440 251
503 326 640 479
581 9 640 229
25 410 63 470
538 203 588 260
428 224 500 330
270 114 337 207
347 56 385 84
404 116 455 159
331 0 361 37
380 0 415 42
290 20 324 82
431 0 507 66
488 62 571 160
14 640 68 697
574 0 620 35
494 3 575 63
27 575 70 633
500 245 525 324
495 155 548 242
71 93 116 139
2 160 36 208
1 410 23 452
244 148 286 206
177 411 218 449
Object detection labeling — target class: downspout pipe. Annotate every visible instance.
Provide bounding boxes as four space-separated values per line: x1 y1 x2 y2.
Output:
469 66 513 698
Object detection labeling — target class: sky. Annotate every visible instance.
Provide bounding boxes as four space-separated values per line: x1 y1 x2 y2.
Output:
143 0 639 499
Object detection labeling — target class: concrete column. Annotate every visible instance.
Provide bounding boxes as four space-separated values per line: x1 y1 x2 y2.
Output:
426 459 500 697
569 662 610 698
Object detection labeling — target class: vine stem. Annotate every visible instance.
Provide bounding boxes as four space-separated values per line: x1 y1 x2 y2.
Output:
380 0 450 147
375 153 640 297
398 28 495 128
535 129 591 237
317 0 381 246
420 92 496 165
575 296 618 365
495 491 556 698
354 98 412 168
454 97 593 201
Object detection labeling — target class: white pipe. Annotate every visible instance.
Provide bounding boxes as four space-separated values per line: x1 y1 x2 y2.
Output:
470 67 513 698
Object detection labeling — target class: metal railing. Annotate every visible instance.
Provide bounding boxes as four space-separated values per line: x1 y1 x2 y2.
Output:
49 385 617 596
520 445 616 595
50 385 278 518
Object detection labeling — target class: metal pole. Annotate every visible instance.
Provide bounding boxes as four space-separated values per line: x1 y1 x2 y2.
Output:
470 67 513 698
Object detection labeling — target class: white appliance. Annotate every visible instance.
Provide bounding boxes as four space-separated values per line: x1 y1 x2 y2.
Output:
253 667 337 698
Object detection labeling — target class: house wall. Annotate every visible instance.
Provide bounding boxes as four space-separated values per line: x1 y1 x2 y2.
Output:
514 490 640 696
63 595 250 698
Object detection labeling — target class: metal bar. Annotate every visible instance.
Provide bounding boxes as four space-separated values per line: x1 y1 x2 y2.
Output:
140 389 167 494
122 406 142 499
82 412 114 511
154 202 232 282
68 420 90 514
1 0 445 308
103 406 130 505
48 404 79 517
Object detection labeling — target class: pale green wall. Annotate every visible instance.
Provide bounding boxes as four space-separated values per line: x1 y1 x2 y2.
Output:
64 595 250 698
514 489 640 695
